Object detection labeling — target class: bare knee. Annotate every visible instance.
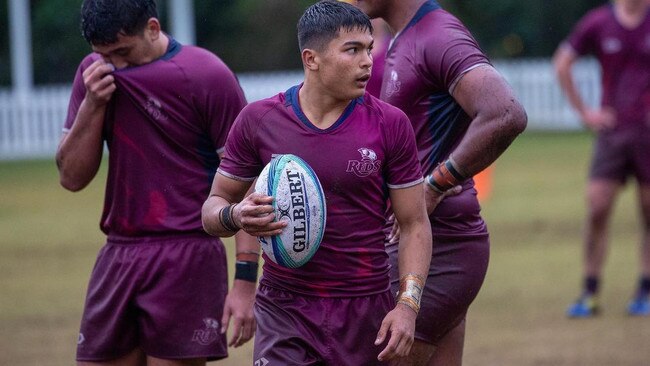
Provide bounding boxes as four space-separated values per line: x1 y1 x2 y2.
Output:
586 183 619 228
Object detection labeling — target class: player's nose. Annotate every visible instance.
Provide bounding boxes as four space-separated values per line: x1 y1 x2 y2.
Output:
360 51 373 69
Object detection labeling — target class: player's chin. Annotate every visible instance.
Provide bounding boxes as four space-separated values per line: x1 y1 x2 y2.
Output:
350 81 368 97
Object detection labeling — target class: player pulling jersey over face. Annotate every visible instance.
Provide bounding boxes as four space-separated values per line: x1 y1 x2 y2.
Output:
66 40 245 237
57 1 251 364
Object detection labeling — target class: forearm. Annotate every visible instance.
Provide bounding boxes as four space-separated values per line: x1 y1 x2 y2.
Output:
233 230 261 284
396 218 432 313
554 48 587 116
450 105 527 178
397 220 432 281
202 194 239 237
444 66 527 181
56 98 106 191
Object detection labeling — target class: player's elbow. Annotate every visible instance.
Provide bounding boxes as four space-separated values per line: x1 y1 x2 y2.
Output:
56 161 91 192
509 101 528 136
201 205 217 236
500 99 528 138
59 173 88 192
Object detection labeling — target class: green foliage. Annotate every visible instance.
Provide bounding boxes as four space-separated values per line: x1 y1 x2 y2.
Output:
31 0 88 84
194 0 314 72
0 0 610 86
440 0 605 58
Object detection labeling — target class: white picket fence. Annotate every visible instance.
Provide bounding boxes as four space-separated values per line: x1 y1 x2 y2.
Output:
0 58 600 160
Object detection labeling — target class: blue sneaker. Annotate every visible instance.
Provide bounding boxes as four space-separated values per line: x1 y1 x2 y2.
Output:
566 295 599 318
627 295 650 316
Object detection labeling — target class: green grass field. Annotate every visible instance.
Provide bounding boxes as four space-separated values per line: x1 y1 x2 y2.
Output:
1 132 648 365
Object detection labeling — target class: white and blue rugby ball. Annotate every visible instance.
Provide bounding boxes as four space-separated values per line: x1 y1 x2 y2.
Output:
254 154 326 268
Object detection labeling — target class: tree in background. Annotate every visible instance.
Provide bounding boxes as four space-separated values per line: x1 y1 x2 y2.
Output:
0 0 607 86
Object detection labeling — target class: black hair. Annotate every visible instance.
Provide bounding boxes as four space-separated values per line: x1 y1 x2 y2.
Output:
298 0 373 52
81 0 158 45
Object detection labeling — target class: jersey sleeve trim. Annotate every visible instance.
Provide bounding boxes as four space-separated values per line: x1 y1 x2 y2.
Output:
217 168 257 182
448 63 492 95
387 177 424 190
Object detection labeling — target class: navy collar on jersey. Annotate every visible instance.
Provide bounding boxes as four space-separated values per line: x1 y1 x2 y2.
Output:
161 35 182 61
388 0 441 53
285 84 363 133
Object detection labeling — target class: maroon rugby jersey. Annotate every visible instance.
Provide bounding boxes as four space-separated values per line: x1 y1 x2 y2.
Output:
380 0 490 176
566 4 650 130
380 0 489 236
64 39 246 238
218 85 423 297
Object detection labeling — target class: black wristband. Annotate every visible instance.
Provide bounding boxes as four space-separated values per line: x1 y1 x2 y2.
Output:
221 204 239 232
235 260 259 283
444 159 466 182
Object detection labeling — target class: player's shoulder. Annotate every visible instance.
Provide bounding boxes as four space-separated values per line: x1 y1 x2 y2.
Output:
238 93 285 124
176 45 229 69
417 8 470 43
175 45 238 82
178 45 221 61
579 4 613 26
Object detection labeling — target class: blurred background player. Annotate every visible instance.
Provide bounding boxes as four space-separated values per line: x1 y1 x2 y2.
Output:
56 0 253 364
355 0 528 365
365 17 391 97
554 0 650 318
202 1 432 364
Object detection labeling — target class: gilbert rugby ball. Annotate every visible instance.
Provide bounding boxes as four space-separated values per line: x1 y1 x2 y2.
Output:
254 154 326 268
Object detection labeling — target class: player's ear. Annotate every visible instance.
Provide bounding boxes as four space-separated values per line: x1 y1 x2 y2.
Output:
302 48 320 71
145 18 161 41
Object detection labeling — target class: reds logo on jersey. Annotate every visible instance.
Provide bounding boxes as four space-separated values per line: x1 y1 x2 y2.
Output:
144 96 169 122
384 70 401 97
346 148 381 177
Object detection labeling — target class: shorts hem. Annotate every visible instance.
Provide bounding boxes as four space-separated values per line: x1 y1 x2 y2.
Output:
146 352 228 362
77 351 228 363
76 347 138 362
413 315 466 346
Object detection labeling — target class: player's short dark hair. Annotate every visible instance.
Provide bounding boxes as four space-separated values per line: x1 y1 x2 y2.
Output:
298 0 373 52
81 0 158 45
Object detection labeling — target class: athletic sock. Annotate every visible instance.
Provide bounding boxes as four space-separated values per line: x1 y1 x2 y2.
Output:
637 276 650 298
584 276 600 296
